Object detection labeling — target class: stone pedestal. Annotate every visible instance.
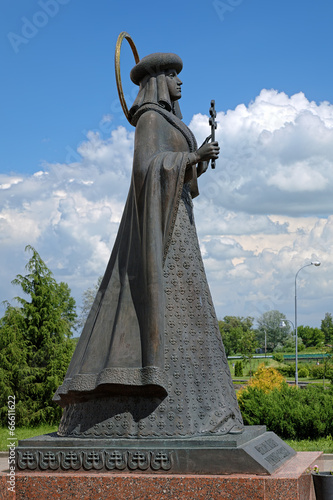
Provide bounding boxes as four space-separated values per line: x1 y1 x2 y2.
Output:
0 452 322 500
15 426 296 475
5 426 321 498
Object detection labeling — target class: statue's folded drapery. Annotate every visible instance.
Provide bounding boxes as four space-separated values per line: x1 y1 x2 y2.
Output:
54 105 199 405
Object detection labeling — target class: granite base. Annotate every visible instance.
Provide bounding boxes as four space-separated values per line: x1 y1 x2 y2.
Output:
0 452 322 500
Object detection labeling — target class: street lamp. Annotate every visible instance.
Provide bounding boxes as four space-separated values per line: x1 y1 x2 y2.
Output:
294 261 321 387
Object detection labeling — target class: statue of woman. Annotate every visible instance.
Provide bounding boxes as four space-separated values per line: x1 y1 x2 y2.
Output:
54 52 244 437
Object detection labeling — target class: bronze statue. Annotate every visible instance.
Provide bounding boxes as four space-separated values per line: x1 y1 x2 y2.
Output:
54 36 244 438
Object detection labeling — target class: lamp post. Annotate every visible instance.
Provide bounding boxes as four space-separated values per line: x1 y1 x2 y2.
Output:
294 261 321 387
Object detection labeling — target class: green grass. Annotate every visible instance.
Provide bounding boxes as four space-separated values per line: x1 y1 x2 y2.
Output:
228 357 277 374
228 357 293 378
0 425 57 451
228 355 332 385
285 437 333 453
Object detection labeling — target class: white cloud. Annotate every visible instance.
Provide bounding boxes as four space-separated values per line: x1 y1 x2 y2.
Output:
0 176 23 190
268 162 328 192
1 91 332 328
190 89 333 216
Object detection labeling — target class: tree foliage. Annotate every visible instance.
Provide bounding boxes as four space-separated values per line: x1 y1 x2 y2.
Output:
310 359 333 383
256 310 291 351
234 361 243 377
219 316 254 356
0 304 29 422
238 364 286 396
0 246 77 426
238 365 333 440
238 329 258 375
282 335 305 353
321 312 333 344
297 325 324 348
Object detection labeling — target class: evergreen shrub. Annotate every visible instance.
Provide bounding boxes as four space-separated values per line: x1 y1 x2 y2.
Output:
272 353 284 363
276 363 296 377
234 361 243 377
243 364 286 394
238 383 333 439
310 363 333 380
298 366 309 378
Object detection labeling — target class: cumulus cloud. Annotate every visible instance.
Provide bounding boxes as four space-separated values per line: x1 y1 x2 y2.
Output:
0 127 133 307
190 89 333 216
1 90 332 328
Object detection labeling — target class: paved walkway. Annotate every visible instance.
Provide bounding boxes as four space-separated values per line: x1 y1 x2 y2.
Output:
0 453 9 473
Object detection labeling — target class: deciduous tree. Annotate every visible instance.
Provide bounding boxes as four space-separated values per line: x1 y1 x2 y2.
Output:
321 312 333 344
256 310 291 351
218 316 254 356
297 325 324 348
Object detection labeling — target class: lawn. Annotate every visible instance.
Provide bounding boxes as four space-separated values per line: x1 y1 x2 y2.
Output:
285 437 333 453
228 354 331 386
0 424 57 451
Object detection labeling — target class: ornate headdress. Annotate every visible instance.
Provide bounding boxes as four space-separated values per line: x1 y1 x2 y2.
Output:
129 52 183 123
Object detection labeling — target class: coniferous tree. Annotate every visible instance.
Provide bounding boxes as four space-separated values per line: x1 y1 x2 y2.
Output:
0 303 29 424
238 329 258 375
0 245 77 426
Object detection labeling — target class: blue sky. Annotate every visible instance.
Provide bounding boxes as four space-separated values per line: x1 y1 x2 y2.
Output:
2 0 333 174
1 0 333 329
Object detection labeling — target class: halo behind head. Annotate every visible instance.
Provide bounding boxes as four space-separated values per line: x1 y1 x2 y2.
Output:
130 53 183 85
115 31 140 124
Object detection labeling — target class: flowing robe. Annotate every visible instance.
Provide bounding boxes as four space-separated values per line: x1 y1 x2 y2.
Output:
55 103 244 437
54 104 199 406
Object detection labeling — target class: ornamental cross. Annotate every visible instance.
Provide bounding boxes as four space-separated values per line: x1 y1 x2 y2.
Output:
209 99 217 169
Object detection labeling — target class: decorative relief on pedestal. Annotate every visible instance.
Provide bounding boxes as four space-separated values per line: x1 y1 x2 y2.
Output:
105 451 127 470
16 449 173 472
39 451 61 470
82 451 104 470
61 451 82 470
254 438 292 467
151 451 172 470
128 451 150 470
265 446 290 466
17 450 38 470
255 438 278 456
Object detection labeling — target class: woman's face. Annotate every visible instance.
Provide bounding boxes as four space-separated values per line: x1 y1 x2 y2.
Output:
165 69 182 101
